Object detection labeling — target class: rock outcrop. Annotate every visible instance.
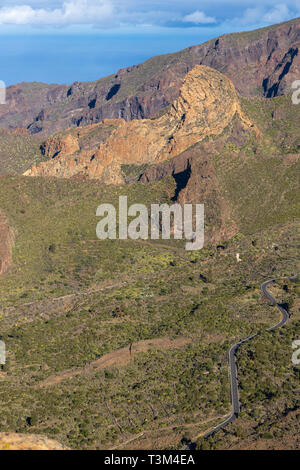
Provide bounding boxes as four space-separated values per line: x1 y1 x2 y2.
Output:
24 66 257 183
140 138 240 244
0 17 299 137
40 119 120 161
0 433 68 450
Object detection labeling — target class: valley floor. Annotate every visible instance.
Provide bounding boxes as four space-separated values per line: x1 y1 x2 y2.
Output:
0 176 298 449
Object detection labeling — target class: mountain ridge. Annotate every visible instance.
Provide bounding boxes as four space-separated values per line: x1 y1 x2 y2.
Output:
0 17 299 137
23 65 258 184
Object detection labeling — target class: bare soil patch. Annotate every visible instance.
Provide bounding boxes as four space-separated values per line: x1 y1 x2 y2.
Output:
38 336 191 388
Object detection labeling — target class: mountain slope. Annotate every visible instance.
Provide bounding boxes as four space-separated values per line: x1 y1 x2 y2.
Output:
0 210 14 275
0 172 298 449
0 129 43 175
0 17 299 137
24 66 257 183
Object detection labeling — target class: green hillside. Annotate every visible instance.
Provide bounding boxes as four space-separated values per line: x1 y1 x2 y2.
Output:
0 171 298 449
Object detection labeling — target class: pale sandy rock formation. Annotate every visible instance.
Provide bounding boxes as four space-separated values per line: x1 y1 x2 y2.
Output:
0 432 69 450
24 66 257 184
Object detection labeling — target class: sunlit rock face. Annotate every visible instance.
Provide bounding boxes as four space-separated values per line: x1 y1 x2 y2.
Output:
24 66 256 184
0 433 69 450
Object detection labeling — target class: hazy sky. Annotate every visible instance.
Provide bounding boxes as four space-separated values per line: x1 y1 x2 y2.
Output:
0 1 299 85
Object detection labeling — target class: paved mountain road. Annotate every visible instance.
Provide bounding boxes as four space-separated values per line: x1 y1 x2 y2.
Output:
201 274 297 440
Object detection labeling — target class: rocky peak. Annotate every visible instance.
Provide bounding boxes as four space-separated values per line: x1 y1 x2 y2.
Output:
24 65 257 183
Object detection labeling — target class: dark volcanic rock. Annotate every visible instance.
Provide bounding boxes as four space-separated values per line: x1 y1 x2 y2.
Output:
140 146 239 245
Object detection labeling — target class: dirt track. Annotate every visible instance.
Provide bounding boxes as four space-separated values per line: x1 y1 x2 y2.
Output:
38 336 191 388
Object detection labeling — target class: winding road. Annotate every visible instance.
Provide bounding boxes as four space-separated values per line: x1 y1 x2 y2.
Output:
202 274 297 439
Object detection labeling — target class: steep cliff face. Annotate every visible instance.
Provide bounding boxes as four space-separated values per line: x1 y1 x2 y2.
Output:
0 17 299 137
0 211 14 275
24 66 257 183
139 125 245 244
40 119 120 159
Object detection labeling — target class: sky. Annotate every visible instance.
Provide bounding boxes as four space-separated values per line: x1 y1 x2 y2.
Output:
0 0 299 85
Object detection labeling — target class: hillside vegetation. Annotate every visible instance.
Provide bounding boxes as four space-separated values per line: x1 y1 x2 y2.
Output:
0 130 43 175
0 18 299 449
0 173 298 449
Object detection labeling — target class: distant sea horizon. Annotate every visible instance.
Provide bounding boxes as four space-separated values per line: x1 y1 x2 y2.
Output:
2 16 297 87
0 31 214 86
